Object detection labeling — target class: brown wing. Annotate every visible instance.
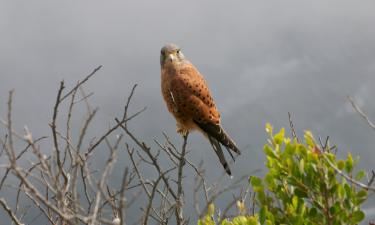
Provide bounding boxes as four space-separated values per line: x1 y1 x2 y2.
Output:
170 64 220 125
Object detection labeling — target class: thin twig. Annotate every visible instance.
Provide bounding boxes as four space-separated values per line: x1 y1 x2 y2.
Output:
60 65 102 102
368 170 375 187
90 140 118 225
86 106 146 157
50 81 65 181
6 90 16 162
348 96 375 130
219 197 238 224
288 112 299 142
0 198 24 225
0 136 47 189
143 169 174 225
323 154 375 191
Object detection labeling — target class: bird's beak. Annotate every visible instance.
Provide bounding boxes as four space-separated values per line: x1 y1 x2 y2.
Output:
167 53 175 62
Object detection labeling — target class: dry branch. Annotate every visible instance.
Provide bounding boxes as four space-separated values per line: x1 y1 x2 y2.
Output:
348 96 375 131
0 66 249 225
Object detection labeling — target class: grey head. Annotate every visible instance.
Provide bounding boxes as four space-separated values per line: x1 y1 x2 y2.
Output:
160 43 186 67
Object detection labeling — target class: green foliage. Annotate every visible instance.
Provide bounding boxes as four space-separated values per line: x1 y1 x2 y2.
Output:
198 124 369 225
251 123 367 225
198 212 260 225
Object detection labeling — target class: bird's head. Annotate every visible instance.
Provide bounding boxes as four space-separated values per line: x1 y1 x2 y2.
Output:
160 43 185 67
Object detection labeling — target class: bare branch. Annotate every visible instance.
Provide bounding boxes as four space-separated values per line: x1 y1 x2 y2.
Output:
175 133 189 225
323 153 375 191
6 90 16 162
288 112 299 142
0 68 253 225
90 140 118 225
218 197 238 224
143 169 174 225
368 170 375 187
0 136 47 189
60 65 102 102
86 104 146 156
0 198 24 225
50 81 65 181
348 96 375 130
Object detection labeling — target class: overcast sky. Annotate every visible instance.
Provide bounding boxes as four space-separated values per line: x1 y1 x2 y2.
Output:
1 0 375 223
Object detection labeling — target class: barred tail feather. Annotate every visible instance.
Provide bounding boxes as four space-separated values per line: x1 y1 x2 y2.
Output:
194 121 241 155
207 135 232 175
194 120 241 175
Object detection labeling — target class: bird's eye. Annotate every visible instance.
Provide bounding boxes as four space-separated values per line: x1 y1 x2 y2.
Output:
176 49 180 54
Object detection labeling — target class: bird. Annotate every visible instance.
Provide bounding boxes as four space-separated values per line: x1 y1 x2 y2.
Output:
160 43 241 175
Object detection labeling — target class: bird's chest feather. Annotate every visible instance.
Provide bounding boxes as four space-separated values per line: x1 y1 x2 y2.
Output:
161 70 193 121
161 68 181 111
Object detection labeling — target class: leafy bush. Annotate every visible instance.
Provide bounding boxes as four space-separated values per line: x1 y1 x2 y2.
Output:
199 124 368 225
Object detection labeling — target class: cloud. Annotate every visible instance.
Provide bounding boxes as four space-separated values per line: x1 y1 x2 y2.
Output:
1 1 375 223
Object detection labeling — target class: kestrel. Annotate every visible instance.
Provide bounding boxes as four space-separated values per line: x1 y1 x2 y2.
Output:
160 43 241 175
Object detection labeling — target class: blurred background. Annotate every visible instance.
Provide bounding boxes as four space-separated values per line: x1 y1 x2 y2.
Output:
1 0 375 223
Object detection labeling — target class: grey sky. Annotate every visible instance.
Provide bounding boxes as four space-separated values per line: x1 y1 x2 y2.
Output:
1 0 375 223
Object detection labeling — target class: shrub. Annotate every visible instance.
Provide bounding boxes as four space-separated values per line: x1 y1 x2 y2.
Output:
199 124 368 225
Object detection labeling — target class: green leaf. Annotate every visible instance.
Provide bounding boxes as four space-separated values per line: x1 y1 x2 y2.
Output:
329 184 338 195
232 216 248 224
221 219 230 225
296 144 307 157
355 190 368 205
294 188 308 198
304 131 315 147
265 174 276 190
207 203 215 216
259 207 266 224
265 123 273 136
257 190 266 203
344 183 352 198
299 159 305 174
246 216 261 225
286 158 294 173
356 190 367 199
264 145 277 158
250 176 262 188
292 196 299 208
274 128 285 145
329 202 340 215
285 143 296 155
337 160 345 170
337 185 345 199
351 210 365 223
355 170 366 181
309 207 317 217
345 153 353 173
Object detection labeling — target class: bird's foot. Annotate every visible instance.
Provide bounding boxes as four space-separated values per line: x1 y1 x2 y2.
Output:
176 124 189 138
176 127 189 137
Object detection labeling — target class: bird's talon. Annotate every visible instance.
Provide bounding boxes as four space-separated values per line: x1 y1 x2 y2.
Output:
176 127 188 137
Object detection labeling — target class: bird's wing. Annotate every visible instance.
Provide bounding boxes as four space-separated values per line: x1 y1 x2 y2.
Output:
170 64 220 125
170 64 241 155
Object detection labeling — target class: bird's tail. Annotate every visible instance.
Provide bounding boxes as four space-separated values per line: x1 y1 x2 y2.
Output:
194 121 241 175
195 121 241 155
207 135 232 175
